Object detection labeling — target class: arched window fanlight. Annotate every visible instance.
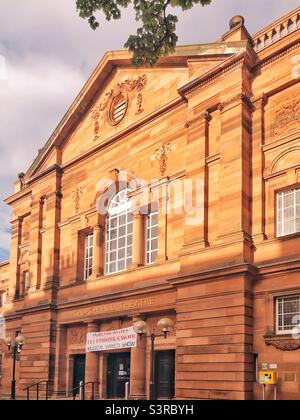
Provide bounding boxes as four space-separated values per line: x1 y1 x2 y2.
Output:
105 189 133 275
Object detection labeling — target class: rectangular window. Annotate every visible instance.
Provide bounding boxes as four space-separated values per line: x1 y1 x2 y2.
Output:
276 295 300 334
105 208 133 275
84 233 94 280
146 211 158 265
277 188 300 237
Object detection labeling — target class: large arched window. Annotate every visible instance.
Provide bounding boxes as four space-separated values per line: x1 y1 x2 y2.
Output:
105 189 133 275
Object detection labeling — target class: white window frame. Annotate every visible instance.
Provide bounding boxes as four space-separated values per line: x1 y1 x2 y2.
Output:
84 233 94 280
276 295 300 335
0 291 7 308
276 188 300 237
105 189 133 275
23 271 30 294
146 210 159 265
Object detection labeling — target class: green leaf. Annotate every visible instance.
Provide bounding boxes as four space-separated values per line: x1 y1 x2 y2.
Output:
75 0 212 66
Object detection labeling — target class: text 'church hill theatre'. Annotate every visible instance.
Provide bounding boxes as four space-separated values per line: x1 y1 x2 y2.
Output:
1 6 300 400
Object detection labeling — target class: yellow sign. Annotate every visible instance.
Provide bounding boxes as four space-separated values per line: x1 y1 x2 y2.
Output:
259 371 277 385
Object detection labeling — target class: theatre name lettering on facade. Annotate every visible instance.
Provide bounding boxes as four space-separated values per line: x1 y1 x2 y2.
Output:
1 7 300 400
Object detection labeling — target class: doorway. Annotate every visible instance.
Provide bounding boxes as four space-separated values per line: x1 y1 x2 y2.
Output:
155 350 175 399
73 354 86 393
107 352 130 399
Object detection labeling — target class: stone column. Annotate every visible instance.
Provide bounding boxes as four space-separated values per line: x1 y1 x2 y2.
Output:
9 217 22 301
217 93 253 247
129 316 146 400
92 224 104 277
85 322 100 399
154 178 169 263
252 94 267 242
29 196 44 290
53 325 67 396
183 111 209 252
130 213 145 268
42 189 62 290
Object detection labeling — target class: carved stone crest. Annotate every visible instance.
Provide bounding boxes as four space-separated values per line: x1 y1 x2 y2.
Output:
90 75 147 139
273 93 300 138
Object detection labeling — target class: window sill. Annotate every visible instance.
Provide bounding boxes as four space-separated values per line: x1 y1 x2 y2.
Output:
276 231 300 241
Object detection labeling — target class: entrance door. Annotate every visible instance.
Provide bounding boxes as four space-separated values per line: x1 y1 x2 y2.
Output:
73 355 86 393
155 350 175 399
107 353 130 399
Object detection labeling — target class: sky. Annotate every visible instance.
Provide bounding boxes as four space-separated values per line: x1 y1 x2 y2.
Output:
0 0 299 261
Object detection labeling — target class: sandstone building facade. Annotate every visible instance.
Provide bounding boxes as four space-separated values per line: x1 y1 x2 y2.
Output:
0 7 300 400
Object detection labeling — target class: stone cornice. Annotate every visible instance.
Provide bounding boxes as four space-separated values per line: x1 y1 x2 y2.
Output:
167 263 258 287
255 37 300 71
178 50 253 98
218 91 254 112
258 257 300 277
4 187 32 207
185 111 210 129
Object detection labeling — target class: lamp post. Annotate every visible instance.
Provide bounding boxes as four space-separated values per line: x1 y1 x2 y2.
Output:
4 334 24 400
133 318 173 400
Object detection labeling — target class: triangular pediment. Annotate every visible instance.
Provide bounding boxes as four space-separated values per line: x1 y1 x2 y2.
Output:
26 43 246 179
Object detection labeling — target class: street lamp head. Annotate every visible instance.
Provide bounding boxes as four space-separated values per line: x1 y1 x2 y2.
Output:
157 318 174 338
133 320 147 336
4 337 13 350
15 334 24 349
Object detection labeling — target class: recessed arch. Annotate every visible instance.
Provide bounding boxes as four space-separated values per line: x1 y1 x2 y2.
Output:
270 146 300 174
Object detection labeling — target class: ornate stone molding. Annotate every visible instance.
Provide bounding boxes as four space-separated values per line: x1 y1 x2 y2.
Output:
185 111 209 129
18 249 29 265
69 328 86 345
151 143 175 177
180 56 244 97
263 146 300 180
264 334 300 351
72 186 83 214
252 93 268 110
90 75 147 139
218 92 254 112
257 40 300 70
273 93 300 139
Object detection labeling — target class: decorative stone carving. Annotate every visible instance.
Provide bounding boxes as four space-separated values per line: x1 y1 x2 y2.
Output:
69 328 86 346
72 187 83 214
218 92 253 112
273 93 300 138
90 75 147 139
18 249 29 265
185 111 209 129
264 335 300 351
267 146 300 177
151 143 174 177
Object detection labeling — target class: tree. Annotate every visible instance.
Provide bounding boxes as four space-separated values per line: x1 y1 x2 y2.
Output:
76 0 212 67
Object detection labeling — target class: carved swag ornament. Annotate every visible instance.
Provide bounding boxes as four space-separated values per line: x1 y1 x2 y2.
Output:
151 143 174 177
90 75 147 140
264 333 300 351
273 94 300 139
